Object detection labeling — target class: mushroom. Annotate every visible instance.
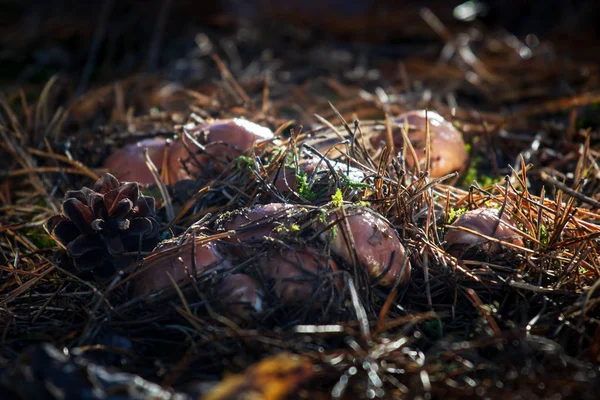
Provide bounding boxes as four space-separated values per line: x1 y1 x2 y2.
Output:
262 246 341 309
370 110 469 179
273 153 366 198
214 274 263 321
444 208 524 259
103 138 168 185
216 203 301 253
321 207 411 287
167 118 274 182
132 236 230 297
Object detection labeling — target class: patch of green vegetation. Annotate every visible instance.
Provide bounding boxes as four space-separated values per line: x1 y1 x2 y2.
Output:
538 224 549 246
462 163 497 188
422 318 443 340
330 225 338 240
297 171 318 201
26 227 56 249
282 151 297 167
319 209 328 224
481 301 500 315
447 207 468 224
460 143 501 189
340 174 372 190
331 188 344 207
275 221 301 234
234 155 254 170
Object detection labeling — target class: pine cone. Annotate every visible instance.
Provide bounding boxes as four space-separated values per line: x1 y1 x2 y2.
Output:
46 173 161 272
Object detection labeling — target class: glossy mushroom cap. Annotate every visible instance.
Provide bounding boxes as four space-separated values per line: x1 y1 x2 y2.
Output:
444 208 524 259
322 208 411 286
103 138 168 186
133 237 230 297
371 110 469 179
216 203 300 253
167 118 274 182
215 274 264 321
262 246 340 308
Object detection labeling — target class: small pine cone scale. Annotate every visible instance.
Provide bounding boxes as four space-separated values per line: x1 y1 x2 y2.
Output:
45 173 161 272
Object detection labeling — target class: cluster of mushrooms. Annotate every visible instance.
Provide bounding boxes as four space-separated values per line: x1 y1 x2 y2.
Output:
46 111 524 322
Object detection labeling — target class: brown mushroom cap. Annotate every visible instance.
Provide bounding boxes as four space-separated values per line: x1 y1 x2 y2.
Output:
444 208 524 259
215 273 263 321
371 110 469 178
167 119 274 182
103 138 168 185
217 203 300 250
322 208 411 286
133 237 230 297
262 246 340 308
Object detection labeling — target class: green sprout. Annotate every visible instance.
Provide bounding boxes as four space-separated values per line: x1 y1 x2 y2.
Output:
447 207 468 224
340 174 371 190
297 171 318 201
319 209 328 224
331 188 344 207
234 155 253 170
539 223 549 246
276 222 301 233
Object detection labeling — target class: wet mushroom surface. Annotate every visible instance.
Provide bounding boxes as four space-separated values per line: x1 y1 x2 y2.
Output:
103 137 169 186
370 110 469 180
444 207 524 260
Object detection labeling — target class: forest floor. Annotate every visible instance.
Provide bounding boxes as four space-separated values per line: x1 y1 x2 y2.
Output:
1 2 600 399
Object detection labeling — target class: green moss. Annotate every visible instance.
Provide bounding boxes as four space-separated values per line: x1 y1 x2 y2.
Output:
319 209 328 224
297 171 318 201
26 227 56 249
422 318 443 340
539 224 549 246
447 207 468 224
340 174 371 190
234 155 254 170
330 225 338 240
460 143 501 189
331 188 344 207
